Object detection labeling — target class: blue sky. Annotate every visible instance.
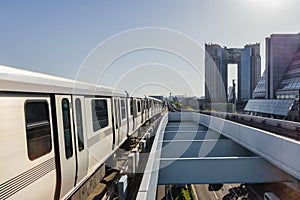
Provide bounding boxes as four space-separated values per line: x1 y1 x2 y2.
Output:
1 0 300 96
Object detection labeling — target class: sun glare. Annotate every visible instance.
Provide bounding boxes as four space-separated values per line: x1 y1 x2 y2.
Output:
249 0 282 8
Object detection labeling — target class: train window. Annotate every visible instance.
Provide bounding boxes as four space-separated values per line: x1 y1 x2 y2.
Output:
75 99 84 151
62 99 73 159
92 99 109 132
137 100 141 113
130 99 133 116
25 101 52 160
121 99 126 119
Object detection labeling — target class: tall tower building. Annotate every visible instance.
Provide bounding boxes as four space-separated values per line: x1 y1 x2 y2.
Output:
205 43 261 103
265 33 300 99
249 32 300 121
240 44 261 101
205 44 227 103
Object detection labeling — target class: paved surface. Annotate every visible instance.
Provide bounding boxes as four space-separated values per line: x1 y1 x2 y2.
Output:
246 183 300 200
193 184 262 200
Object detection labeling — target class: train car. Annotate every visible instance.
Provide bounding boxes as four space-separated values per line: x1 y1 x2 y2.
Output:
0 65 161 200
147 96 162 119
127 97 135 135
132 97 142 132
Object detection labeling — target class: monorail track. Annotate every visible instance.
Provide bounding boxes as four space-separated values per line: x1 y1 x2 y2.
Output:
84 114 162 200
169 102 300 141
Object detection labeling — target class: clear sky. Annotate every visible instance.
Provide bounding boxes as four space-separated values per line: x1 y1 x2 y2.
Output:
1 0 300 97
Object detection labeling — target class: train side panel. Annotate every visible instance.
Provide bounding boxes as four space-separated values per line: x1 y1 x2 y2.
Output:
72 96 89 186
135 99 142 130
119 98 128 144
127 98 134 136
0 94 56 200
85 97 114 173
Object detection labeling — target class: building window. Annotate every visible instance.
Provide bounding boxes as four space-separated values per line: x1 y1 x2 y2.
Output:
75 99 84 151
62 99 73 159
92 99 109 132
121 99 126 119
25 101 52 160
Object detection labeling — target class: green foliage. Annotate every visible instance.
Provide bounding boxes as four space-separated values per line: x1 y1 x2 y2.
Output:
174 102 182 108
204 108 216 112
181 188 193 200
169 185 195 200
184 106 194 110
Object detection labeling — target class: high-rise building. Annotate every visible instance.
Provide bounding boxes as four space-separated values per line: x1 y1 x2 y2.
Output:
249 32 300 121
205 43 261 103
253 33 300 100
240 44 261 101
265 33 300 99
205 44 228 103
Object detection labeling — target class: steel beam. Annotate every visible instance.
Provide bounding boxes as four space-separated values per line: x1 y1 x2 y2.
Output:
158 156 292 184
161 139 254 158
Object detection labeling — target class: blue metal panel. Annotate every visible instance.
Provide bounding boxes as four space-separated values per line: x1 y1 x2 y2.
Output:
158 157 292 184
161 140 254 158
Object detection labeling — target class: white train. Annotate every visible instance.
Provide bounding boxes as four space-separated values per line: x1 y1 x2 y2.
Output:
0 65 162 200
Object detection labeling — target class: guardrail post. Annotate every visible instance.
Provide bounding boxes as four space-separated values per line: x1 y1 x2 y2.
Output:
128 153 135 175
140 140 147 152
132 147 139 169
118 175 128 199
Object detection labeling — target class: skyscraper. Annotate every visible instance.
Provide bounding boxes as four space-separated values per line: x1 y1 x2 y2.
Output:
205 43 261 103
249 32 300 121
265 33 300 99
240 44 261 101
205 44 228 103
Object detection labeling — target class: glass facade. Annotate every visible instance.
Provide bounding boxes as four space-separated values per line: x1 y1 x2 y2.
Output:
253 33 300 100
276 47 300 99
240 47 252 101
249 33 300 121
253 71 266 99
245 99 294 117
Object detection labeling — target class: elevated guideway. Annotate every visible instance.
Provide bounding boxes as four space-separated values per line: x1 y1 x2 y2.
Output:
137 112 300 199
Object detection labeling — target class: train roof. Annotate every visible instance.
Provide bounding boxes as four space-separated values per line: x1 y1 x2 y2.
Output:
146 96 163 102
0 65 126 97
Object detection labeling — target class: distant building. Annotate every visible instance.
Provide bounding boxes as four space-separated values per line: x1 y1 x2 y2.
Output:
168 95 178 102
181 97 204 110
174 95 185 102
205 43 261 103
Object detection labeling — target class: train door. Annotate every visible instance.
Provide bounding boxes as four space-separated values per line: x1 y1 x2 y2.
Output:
113 98 121 146
72 96 88 185
146 99 150 120
55 95 76 199
132 98 137 131
120 98 128 141
141 100 144 123
128 98 133 133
